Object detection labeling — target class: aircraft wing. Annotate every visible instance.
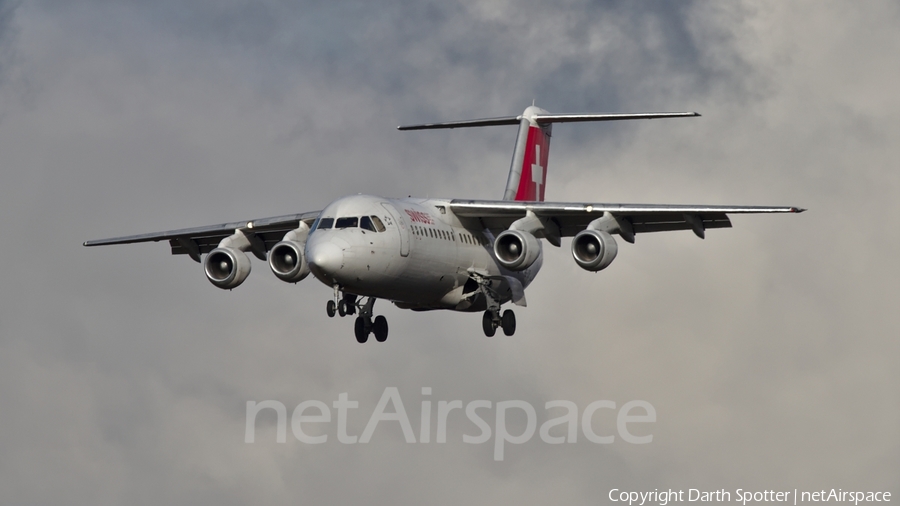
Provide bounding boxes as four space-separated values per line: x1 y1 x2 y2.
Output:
83 211 321 262
449 200 804 242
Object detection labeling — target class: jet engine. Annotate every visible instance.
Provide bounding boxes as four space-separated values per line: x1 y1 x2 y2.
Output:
204 247 252 289
493 230 541 271
571 229 618 272
268 240 310 283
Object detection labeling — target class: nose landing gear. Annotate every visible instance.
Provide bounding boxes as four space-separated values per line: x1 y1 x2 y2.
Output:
327 286 388 343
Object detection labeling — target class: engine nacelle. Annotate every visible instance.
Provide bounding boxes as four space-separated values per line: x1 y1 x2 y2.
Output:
204 247 252 289
268 240 310 283
571 229 618 272
493 230 541 271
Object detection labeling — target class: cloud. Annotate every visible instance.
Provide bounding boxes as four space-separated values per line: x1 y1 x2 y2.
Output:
0 1 897 504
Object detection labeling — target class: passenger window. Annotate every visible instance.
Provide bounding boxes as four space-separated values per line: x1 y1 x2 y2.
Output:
317 218 334 230
360 216 376 232
335 217 358 229
371 215 386 232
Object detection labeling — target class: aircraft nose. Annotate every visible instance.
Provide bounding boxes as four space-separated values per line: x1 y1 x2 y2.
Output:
308 241 344 281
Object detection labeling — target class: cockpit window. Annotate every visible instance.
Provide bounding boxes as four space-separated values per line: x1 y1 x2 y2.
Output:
335 217 358 229
316 215 384 232
315 217 334 231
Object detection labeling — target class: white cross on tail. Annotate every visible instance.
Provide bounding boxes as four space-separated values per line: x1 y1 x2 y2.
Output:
531 144 544 198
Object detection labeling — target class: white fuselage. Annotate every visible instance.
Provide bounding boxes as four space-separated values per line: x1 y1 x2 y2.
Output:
304 195 541 311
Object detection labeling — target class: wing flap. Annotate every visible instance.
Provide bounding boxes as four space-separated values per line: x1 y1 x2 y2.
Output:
630 213 732 234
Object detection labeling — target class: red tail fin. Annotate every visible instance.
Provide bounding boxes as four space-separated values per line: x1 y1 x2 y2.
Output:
514 124 551 201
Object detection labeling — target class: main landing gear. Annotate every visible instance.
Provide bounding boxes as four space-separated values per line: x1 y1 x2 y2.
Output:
326 286 388 344
469 271 517 337
482 308 516 337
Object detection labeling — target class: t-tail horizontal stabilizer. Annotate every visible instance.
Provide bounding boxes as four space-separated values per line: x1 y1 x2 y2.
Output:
399 105 700 203
397 111 700 130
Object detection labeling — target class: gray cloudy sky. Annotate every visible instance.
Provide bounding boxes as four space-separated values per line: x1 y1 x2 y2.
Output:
0 1 898 504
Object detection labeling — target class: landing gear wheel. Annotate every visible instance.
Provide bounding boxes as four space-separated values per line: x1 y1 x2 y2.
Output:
373 315 388 342
482 311 497 337
501 309 516 336
326 300 336 318
338 300 348 317
354 316 369 343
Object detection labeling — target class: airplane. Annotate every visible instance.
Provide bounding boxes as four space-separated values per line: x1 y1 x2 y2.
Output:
84 105 804 343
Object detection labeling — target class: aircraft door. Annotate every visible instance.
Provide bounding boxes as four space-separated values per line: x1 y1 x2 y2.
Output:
380 202 410 257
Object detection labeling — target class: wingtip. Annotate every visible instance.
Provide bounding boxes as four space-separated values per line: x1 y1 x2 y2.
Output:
792 207 807 213
692 112 702 117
